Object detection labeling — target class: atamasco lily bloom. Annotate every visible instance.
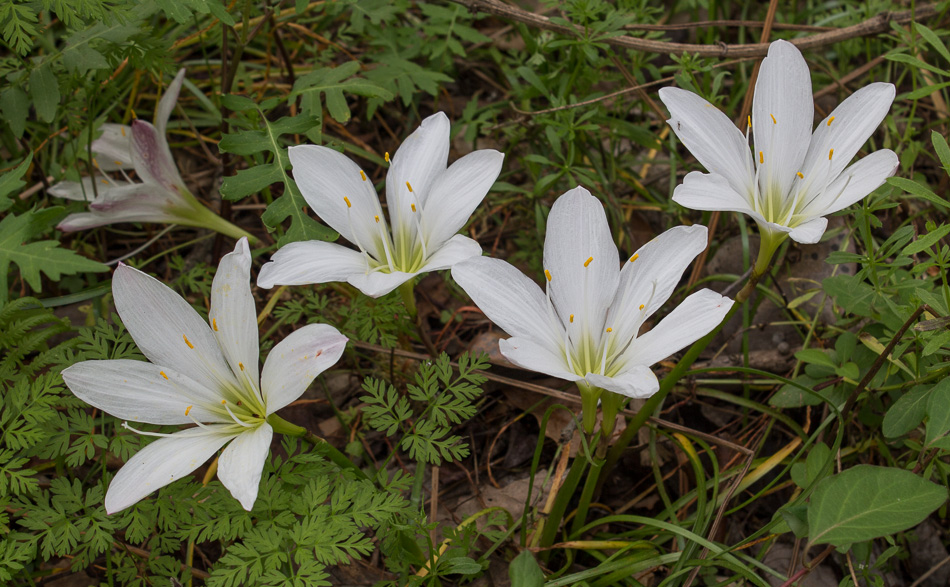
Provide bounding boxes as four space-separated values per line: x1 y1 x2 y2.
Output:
451 187 734 434
659 39 898 262
257 112 504 299
49 69 253 242
61 238 347 513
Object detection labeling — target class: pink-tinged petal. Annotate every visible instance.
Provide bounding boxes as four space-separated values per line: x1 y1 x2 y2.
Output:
261 324 348 414
130 119 185 190
91 124 134 171
62 360 224 425
659 87 755 197
752 40 813 204
608 225 708 348
113 263 241 394
421 149 504 249
257 240 368 289
347 270 415 298
209 238 260 389
418 234 482 272
49 176 123 202
499 336 580 382
217 423 273 511
451 255 564 353
586 365 659 399
287 145 385 261
156 69 187 137
543 187 620 337
622 289 733 368
104 426 234 514
787 217 828 244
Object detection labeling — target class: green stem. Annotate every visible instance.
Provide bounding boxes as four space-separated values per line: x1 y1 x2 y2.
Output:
398 280 417 318
411 460 426 509
186 201 259 244
267 414 368 480
540 449 589 555
570 436 608 537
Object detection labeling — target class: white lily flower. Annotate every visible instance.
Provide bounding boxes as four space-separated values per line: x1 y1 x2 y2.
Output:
61 237 347 513
659 40 898 247
452 187 733 406
257 112 504 298
50 69 252 242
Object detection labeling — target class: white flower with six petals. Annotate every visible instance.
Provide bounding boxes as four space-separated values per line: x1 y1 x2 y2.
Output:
62 238 347 513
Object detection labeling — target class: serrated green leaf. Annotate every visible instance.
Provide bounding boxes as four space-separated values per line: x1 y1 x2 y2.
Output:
220 165 284 200
0 153 32 213
808 465 947 548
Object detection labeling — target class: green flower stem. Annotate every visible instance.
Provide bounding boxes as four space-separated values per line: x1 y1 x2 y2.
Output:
398 280 417 318
569 435 609 537
181 197 259 244
267 414 368 480
540 446 590 555
599 232 784 484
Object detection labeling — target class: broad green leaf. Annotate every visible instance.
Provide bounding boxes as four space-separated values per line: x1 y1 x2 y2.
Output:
888 177 948 210
770 374 822 408
0 209 108 303
925 379 950 446
795 348 836 368
29 64 59 123
1 86 29 139
883 384 932 438
933 131 950 174
915 22 950 64
808 465 947 548
509 550 544 587
823 274 876 317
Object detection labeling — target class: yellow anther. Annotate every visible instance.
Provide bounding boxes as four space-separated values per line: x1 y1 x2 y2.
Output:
406 181 413 192
827 116 835 126
411 203 417 212
747 115 751 128
185 405 192 416
606 327 613 333
639 304 645 310
759 151 764 164
384 152 390 163
92 158 99 168
359 170 367 181
797 172 804 179
584 256 593 267
160 371 168 380
238 362 245 371
770 113 776 124
221 400 227 405
101 179 109 185
374 215 380 223
569 314 574 323
212 318 218 331
544 269 552 282
114 160 122 166
829 148 834 161
120 127 126 136
629 254 639 263
183 334 194 349
344 196 352 208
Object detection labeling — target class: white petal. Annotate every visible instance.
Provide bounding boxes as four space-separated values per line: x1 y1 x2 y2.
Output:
257 240 368 289
672 171 755 215
209 238 260 389
787 217 828 244
287 145 385 260
796 83 895 194
217 423 273 511
499 336 580 382
113 263 241 394
586 365 659 399
451 256 564 352
156 69 187 137
421 149 504 249
105 426 234 514
622 289 733 368
130 120 184 190
659 87 755 197
261 324 348 414
49 176 117 201
62 359 224 425
91 124 134 171
418 234 482 272
753 40 813 204
543 187 620 339
607 225 708 347
802 149 898 218
347 270 415 298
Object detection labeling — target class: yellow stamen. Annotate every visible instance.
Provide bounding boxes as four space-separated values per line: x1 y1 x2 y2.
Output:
569 314 574 323
544 269 552 282
406 181 413 192
120 127 126 136
384 152 390 163
747 115 751 128
212 318 218 331
221 400 227 405
584 256 593 267
160 371 168 380
374 215 380 223
759 151 764 164
770 113 776 124
183 335 194 349
829 148 834 161
185 405 192 416
411 203 417 212
101 179 109 184
344 196 352 208
92 159 99 168
359 170 367 181
114 160 122 166
238 362 245 371
629 254 639 263
827 116 835 126
639 304 645 310
797 172 804 179
606 327 613 333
